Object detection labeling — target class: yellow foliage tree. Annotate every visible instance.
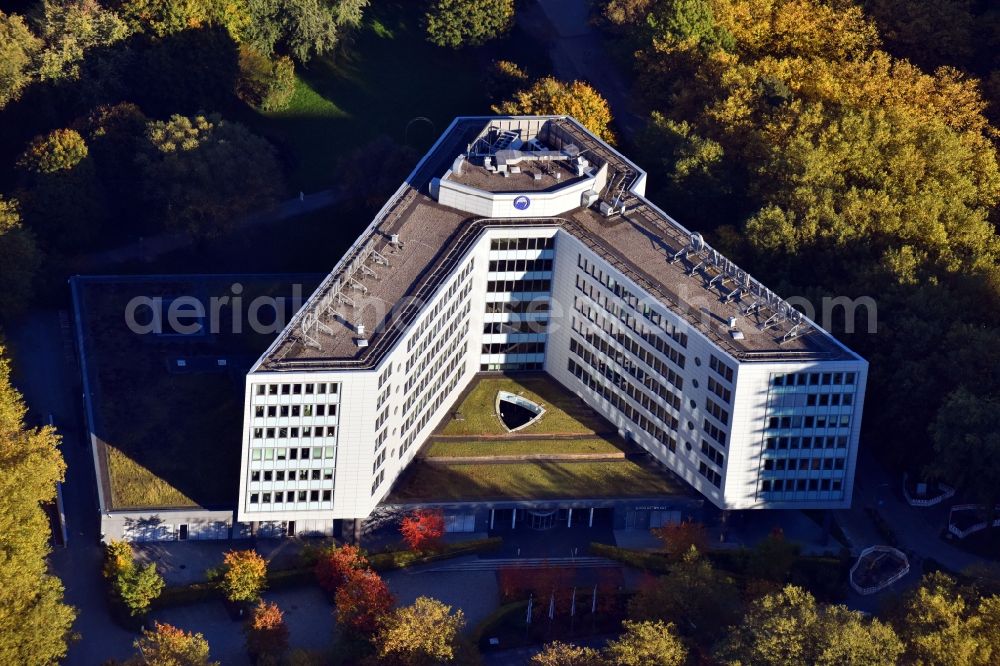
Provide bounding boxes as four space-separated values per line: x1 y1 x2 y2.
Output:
493 77 617 143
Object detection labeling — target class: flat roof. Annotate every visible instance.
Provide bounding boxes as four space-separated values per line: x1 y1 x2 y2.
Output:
258 117 856 371
446 159 584 193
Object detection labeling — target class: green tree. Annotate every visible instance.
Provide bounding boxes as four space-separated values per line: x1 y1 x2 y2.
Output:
103 540 164 617
36 0 131 82
246 0 368 63
604 620 687 666
220 549 268 603
18 129 89 174
930 388 1000 509
718 585 903 666
530 641 605 666
0 10 42 108
0 346 75 664
647 0 733 51
0 197 41 320
373 596 466 665
425 0 515 48
493 77 617 143
894 572 994 666
138 113 284 238
128 622 218 666
629 546 741 646
236 45 296 111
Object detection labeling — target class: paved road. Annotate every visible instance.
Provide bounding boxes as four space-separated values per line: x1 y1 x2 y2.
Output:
6 311 138 664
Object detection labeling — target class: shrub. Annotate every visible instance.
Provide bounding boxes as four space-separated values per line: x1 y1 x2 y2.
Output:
236 45 296 112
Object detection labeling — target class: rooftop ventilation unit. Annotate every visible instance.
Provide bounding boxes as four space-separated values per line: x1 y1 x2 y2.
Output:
730 330 745 341
389 234 401 246
357 338 369 348
356 323 365 336
581 190 599 207
728 316 738 328
452 155 465 175
599 201 615 217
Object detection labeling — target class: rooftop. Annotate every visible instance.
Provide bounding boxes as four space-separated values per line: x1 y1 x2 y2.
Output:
257 116 856 372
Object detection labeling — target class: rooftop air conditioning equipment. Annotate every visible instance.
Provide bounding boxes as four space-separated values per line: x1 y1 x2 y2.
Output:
730 330 745 341
510 165 521 174
357 338 369 348
599 201 614 217
533 172 542 181
581 190 599 207
484 156 493 170
728 316 738 328
356 323 366 336
390 234 400 245
575 157 589 177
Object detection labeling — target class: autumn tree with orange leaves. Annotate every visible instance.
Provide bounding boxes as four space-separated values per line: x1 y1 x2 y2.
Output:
315 543 368 596
334 569 395 635
243 600 289 662
400 509 445 551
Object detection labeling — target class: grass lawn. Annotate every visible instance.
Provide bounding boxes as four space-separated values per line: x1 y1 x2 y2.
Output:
424 437 623 458
247 1 504 191
440 375 610 436
391 460 681 502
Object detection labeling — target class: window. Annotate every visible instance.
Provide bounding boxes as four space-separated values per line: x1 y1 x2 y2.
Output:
250 493 259 503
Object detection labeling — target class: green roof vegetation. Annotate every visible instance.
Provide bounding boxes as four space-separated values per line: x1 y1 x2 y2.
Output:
78 276 320 510
424 437 623 458
440 375 609 436
391 460 681 502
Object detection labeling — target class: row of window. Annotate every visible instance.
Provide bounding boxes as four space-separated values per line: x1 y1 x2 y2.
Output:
251 468 333 482
406 261 474 353
403 331 469 431
568 339 680 432
701 440 725 467
490 237 554 251
484 299 550 315
372 469 386 495
709 355 734 383
373 448 386 474
567 358 678 453
405 279 472 373
761 478 843 494
707 377 731 403
705 397 729 425
377 364 393 390
253 404 337 419
573 296 684 391
806 393 853 407
399 357 466 459
480 362 544 371
404 299 471 393
765 435 849 450
249 489 332 505
570 324 682 413
486 279 552 294
249 446 336 461
483 320 549 335
252 426 337 440
488 258 553 273
703 419 726 447
254 382 339 397
481 341 547 355
767 414 851 430
577 255 688 348
699 462 722 488
764 457 846 472
573 284 686 373
773 371 857 387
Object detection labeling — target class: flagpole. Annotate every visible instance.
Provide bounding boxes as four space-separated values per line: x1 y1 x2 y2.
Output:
526 594 533 637
591 584 598 632
570 586 577 634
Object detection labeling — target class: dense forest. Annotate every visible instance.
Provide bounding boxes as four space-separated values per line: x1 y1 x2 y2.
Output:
597 0 1000 506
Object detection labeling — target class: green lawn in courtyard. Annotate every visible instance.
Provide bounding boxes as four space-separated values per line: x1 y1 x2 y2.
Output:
424 437 623 458
248 1 495 191
391 460 681 502
440 375 610 436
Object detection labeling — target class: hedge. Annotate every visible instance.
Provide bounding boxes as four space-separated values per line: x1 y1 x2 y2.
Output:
369 537 503 571
587 542 671 574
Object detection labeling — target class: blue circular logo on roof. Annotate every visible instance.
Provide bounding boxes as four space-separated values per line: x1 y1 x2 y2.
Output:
513 195 531 210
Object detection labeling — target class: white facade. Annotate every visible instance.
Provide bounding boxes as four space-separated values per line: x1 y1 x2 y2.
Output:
236 116 868 528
